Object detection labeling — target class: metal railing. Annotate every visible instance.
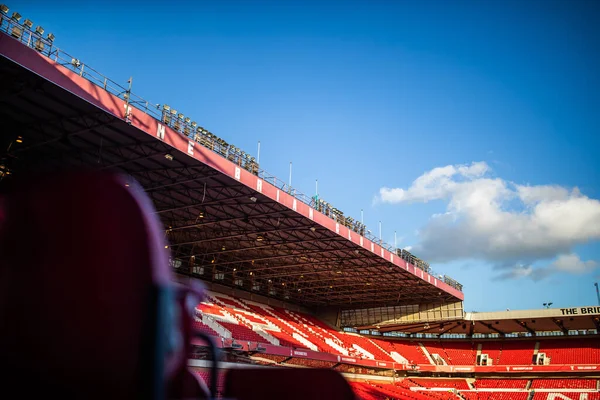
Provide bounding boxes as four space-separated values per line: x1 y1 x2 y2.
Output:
0 14 463 293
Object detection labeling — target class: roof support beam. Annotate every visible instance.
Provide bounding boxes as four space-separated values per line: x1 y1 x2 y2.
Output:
478 321 506 337
514 319 536 336
551 318 569 335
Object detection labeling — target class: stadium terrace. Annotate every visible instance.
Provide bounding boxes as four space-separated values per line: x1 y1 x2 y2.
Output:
0 5 598 400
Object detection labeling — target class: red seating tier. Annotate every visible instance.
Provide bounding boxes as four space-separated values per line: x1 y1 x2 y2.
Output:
442 341 476 365
375 339 431 364
199 292 599 371
498 341 535 365
531 379 597 389
212 295 248 310
533 393 600 400
538 338 600 365
480 341 502 365
192 320 219 337
408 378 470 390
218 321 268 344
197 303 225 316
475 379 529 389
462 393 529 400
340 333 394 362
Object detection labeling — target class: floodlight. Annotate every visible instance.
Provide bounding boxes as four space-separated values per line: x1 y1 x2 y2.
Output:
191 121 197 128
34 39 44 52
15 135 23 143
47 33 55 42
0 5 8 14
177 113 184 120
10 26 22 39
71 58 81 68
170 109 177 115
35 25 44 35
163 104 170 111
196 126 203 133
184 117 190 124
11 11 20 21
23 18 33 29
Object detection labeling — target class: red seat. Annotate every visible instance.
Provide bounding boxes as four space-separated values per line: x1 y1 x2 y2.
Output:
224 368 356 400
0 171 206 400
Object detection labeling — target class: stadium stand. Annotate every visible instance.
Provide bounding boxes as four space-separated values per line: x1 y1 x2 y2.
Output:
2 7 600 400
532 394 600 400
441 341 477 365
192 319 220 338
498 341 535 365
408 378 470 390
538 339 600 364
339 332 395 361
480 341 503 365
474 379 530 389
218 321 267 344
462 393 530 400
375 339 432 365
530 379 598 389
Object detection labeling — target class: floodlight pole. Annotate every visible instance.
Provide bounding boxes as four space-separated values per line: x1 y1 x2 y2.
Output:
595 282 600 306
257 141 261 165
361 209 364 225
124 76 132 123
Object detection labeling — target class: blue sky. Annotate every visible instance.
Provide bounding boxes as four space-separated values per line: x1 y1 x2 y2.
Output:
14 0 600 311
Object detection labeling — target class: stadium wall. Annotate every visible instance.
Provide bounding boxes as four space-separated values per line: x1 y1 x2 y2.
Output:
341 301 465 327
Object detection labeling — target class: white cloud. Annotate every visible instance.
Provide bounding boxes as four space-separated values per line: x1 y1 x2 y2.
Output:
552 253 597 274
379 162 489 204
497 254 598 281
377 162 600 278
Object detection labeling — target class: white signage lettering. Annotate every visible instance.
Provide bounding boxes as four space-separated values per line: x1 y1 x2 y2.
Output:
156 123 165 139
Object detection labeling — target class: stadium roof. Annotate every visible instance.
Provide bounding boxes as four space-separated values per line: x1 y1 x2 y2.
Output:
0 20 463 310
361 306 600 336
